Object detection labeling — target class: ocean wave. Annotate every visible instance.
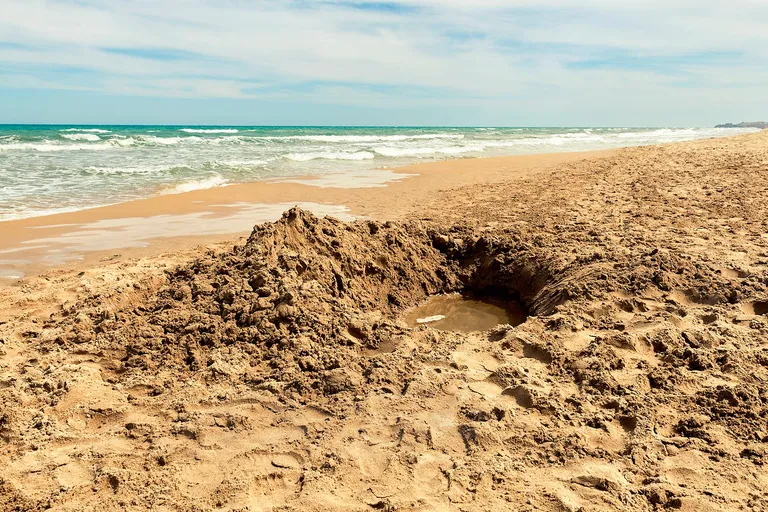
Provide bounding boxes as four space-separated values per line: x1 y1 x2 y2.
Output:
60 133 101 142
487 134 608 147
214 159 270 168
138 135 203 145
248 133 464 143
284 151 375 162
373 147 440 157
616 128 695 139
373 145 486 157
79 164 192 177
0 142 115 152
161 175 228 195
180 128 239 134
59 128 112 133
109 137 136 147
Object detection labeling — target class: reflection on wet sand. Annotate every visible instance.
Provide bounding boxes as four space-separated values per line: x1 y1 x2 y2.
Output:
272 169 414 188
0 202 354 279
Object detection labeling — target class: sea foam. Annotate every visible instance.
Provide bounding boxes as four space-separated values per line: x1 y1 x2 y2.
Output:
161 175 229 194
60 133 102 142
0 142 115 152
60 128 112 134
247 133 464 143
180 128 240 134
284 151 376 162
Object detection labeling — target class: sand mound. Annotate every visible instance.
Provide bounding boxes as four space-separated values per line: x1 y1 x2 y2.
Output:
38 208 580 404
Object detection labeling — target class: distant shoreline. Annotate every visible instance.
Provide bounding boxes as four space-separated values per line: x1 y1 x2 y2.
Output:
715 121 768 129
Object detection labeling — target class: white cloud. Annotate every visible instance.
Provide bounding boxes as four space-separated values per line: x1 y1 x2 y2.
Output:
0 0 766 124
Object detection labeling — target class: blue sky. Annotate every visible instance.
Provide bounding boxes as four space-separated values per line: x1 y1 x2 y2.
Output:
0 0 766 126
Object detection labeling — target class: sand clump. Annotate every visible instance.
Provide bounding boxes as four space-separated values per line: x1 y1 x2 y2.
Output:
1 132 768 510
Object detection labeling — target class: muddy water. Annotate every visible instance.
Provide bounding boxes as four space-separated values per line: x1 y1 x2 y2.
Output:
403 293 527 332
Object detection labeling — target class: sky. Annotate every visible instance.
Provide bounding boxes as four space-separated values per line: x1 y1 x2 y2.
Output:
0 0 766 126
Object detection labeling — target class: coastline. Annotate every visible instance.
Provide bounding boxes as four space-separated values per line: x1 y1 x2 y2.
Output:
2 130 768 510
0 149 613 281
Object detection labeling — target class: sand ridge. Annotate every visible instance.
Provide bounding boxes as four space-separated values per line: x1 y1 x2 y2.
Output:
1 132 768 510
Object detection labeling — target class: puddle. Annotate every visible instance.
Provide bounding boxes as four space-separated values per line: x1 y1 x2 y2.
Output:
403 292 527 332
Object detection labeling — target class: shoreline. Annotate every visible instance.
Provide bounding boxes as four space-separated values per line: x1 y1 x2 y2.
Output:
0 149 614 282
2 130 768 510
0 129 762 283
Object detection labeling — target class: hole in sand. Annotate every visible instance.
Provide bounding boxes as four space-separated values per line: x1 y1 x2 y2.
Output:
745 301 768 316
619 415 638 432
402 292 527 332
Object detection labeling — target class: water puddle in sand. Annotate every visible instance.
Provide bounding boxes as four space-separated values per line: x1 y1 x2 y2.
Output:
403 293 527 332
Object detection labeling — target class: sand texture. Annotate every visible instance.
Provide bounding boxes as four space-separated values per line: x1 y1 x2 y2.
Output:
1 132 768 510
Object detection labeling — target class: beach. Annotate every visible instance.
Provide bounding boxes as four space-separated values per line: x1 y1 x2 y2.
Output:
1 130 768 511
0 148 610 281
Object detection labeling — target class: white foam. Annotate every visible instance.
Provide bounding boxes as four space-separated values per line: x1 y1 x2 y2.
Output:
284 151 375 162
248 133 464 142
80 163 191 176
180 128 239 134
0 142 115 152
373 145 485 157
373 147 440 157
136 135 206 145
60 133 101 142
110 137 136 147
161 175 228 194
216 159 270 167
140 135 185 145
60 128 111 133
438 145 487 154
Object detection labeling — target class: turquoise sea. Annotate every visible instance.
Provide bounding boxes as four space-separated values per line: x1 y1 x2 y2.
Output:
0 125 758 221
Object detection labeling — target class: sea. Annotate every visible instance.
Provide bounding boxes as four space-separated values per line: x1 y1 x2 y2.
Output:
0 125 758 221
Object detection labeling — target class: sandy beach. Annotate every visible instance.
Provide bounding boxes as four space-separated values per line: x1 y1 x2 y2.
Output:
2 131 768 511
0 150 610 281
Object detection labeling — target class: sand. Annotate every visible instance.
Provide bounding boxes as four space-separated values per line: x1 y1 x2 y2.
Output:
1 132 768 511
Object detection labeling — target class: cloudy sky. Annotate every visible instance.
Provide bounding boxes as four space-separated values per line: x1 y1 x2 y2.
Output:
0 0 766 126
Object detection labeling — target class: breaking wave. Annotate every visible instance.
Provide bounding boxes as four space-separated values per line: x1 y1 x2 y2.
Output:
161 175 229 195
284 151 376 162
180 128 240 134
60 133 102 142
59 128 112 133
